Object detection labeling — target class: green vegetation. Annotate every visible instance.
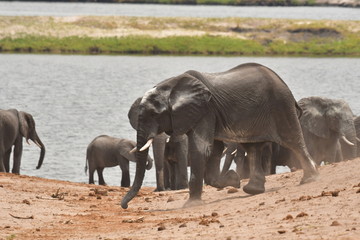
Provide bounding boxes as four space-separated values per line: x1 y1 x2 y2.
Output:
0 16 359 56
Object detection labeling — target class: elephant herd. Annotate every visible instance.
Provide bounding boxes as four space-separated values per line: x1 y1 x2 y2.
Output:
1 63 359 210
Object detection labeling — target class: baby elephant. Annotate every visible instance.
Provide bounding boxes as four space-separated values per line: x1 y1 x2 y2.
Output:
85 135 153 187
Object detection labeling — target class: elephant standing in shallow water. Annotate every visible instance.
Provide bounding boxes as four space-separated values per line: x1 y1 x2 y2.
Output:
0 109 45 174
121 63 318 209
85 135 153 187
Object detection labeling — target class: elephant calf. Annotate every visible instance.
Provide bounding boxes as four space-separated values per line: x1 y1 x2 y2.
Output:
85 135 153 187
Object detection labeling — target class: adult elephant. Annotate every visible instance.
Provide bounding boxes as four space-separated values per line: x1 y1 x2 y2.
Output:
128 98 188 191
0 109 45 174
121 63 318 209
85 135 153 187
298 97 357 165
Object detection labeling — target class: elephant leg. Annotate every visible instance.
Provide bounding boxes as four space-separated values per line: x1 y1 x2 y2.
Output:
335 142 343 163
0 152 5 172
169 162 176 190
89 167 95 184
152 135 166 192
12 138 23 174
4 149 11 173
164 160 171 190
261 142 273 176
97 168 106 185
237 155 250 179
204 140 223 187
119 160 130 188
242 142 266 195
173 139 188 190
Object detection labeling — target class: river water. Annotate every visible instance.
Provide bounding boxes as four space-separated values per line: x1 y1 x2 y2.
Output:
0 54 359 187
0 1 359 20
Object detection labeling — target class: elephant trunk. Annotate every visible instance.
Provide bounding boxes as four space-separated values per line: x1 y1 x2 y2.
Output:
34 133 45 169
146 156 153 170
121 133 149 209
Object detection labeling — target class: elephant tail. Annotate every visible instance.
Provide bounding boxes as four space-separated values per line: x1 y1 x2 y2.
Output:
85 148 89 175
295 102 303 119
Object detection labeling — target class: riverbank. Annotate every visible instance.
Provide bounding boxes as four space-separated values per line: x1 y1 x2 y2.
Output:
0 16 359 56
5 0 360 7
1 158 359 239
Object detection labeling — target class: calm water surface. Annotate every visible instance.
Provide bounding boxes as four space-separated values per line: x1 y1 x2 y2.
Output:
0 54 359 187
0 2 359 20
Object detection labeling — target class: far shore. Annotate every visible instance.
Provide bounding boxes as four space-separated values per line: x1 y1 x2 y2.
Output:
0 16 359 56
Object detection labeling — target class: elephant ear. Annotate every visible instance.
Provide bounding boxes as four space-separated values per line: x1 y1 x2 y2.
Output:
128 97 142 130
298 98 330 138
19 111 35 141
169 73 211 135
119 140 138 163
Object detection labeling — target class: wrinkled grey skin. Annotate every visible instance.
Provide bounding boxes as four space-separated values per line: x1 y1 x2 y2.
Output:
298 97 357 165
121 63 318 209
128 98 188 191
0 109 45 174
85 135 153 187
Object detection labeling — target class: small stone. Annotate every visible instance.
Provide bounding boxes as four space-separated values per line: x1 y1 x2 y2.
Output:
283 214 293 220
179 223 187 228
167 196 175 202
330 221 341 226
219 224 225 228
144 207 149 210
158 224 166 231
88 192 96 197
5 226 10 229
22 199 31 205
145 197 151 202
227 188 238 194
278 230 286 234
79 196 86 200
96 195 102 200
356 189 360 194
211 212 218 217
259 202 265 206
94 189 108 196
275 198 285 204
296 212 308 218
36 228 40 232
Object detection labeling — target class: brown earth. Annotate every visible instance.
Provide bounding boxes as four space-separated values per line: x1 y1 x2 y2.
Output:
1 158 360 240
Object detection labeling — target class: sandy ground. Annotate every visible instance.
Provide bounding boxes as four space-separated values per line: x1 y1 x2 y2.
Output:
1 158 359 240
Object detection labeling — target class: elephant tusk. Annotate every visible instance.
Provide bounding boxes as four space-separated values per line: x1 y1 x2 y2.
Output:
129 147 137 153
166 137 170 143
341 136 354 146
231 149 237 155
222 147 228 154
26 139 31 145
140 138 154 152
34 140 42 148
356 137 360 143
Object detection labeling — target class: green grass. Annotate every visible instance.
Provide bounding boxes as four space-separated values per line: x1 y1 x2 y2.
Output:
1 34 359 56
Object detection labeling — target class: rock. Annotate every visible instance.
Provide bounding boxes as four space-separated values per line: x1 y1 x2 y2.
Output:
227 188 238 194
283 214 293 220
330 221 341 226
179 223 187 228
296 212 308 218
158 224 166 231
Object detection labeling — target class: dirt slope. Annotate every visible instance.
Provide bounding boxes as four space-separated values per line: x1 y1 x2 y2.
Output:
1 158 359 240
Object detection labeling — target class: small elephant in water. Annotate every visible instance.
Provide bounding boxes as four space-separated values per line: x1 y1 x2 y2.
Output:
85 135 153 187
0 109 45 174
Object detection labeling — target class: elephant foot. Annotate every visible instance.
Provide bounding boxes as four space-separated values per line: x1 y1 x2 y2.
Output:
300 172 319 184
243 181 265 195
218 170 241 189
154 187 165 192
183 198 204 208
